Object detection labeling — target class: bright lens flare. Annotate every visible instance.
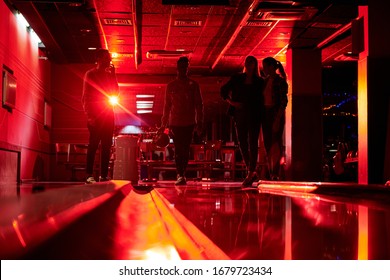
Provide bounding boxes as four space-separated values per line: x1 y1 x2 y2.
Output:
109 96 119 106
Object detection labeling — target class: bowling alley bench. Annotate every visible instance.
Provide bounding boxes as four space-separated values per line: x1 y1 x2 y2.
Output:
138 142 248 181
139 159 238 181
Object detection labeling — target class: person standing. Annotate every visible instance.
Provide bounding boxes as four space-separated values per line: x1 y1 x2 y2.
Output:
160 57 204 185
82 49 118 184
261 57 288 180
220 56 264 186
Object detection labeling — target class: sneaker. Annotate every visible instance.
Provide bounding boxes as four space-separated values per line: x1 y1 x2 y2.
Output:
175 176 187 186
85 176 96 184
242 172 258 187
99 176 111 182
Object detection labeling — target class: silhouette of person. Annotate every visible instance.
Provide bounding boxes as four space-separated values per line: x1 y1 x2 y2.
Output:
221 56 264 186
261 57 288 180
160 57 204 185
82 49 118 183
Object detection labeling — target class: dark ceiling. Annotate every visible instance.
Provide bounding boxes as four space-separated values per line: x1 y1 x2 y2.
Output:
4 0 366 123
6 0 366 75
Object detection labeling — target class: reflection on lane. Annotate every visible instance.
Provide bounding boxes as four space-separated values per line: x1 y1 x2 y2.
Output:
157 183 390 260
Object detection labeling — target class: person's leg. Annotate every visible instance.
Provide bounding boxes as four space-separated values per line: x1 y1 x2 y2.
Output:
248 121 261 173
171 125 194 185
270 113 285 179
86 124 100 181
262 107 276 178
242 121 261 186
234 113 250 170
100 120 114 179
180 125 195 177
171 126 186 177
262 108 273 156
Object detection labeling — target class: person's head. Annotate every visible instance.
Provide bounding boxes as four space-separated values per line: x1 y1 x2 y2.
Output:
95 49 112 69
177 56 189 78
243 55 259 77
262 56 286 79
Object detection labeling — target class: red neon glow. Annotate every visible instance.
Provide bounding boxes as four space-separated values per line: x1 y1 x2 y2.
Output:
357 205 368 260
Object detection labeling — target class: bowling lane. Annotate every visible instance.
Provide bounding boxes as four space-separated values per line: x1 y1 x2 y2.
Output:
155 181 390 260
0 181 131 259
2 180 390 260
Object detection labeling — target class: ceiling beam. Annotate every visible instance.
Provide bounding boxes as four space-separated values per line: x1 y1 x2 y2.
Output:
316 22 352 49
211 0 262 70
248 20 279 57
29 2 67 62
92 0 108 49
132 0 142 69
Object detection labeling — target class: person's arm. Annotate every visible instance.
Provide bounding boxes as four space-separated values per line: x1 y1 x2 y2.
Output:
82 71 97 124
273 78 288 132
108 65 119 95
220 75 242 108
279 78 288 109
220 76 234 100
161 84 172 128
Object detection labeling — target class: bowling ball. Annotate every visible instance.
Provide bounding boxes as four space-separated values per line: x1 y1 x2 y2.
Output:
153 132 170 148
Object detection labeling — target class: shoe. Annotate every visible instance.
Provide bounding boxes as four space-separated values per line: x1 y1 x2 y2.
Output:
99 176 110 182
242 172 258 186
85 176 96 184
271 175 279 181
175 176 187 186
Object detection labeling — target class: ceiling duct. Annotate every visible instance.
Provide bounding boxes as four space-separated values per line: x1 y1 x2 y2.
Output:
174 20 202 27
146 50 192 59
312 22 343 29
246 20 273 27
254 7 318 21
334 53 358 62
103 18 132 26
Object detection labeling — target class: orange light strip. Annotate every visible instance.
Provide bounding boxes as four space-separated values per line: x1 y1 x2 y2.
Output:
12 220 26 248
152 190 230 260
284 197 292 260
258 182 318 193
357 6 368 184
357 205 368 260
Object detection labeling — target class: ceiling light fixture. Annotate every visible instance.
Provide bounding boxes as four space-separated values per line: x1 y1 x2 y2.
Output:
136 95 155 98
103 18 132 26
174 19 202 26
137 110 152 114
146 50 192 59
69 3 83 7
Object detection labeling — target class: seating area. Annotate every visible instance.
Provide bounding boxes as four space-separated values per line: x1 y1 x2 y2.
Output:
55 139 270 182
138 140 269 181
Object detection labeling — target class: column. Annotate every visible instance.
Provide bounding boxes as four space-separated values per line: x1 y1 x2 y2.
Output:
357 2 390 184
285 48 323 181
